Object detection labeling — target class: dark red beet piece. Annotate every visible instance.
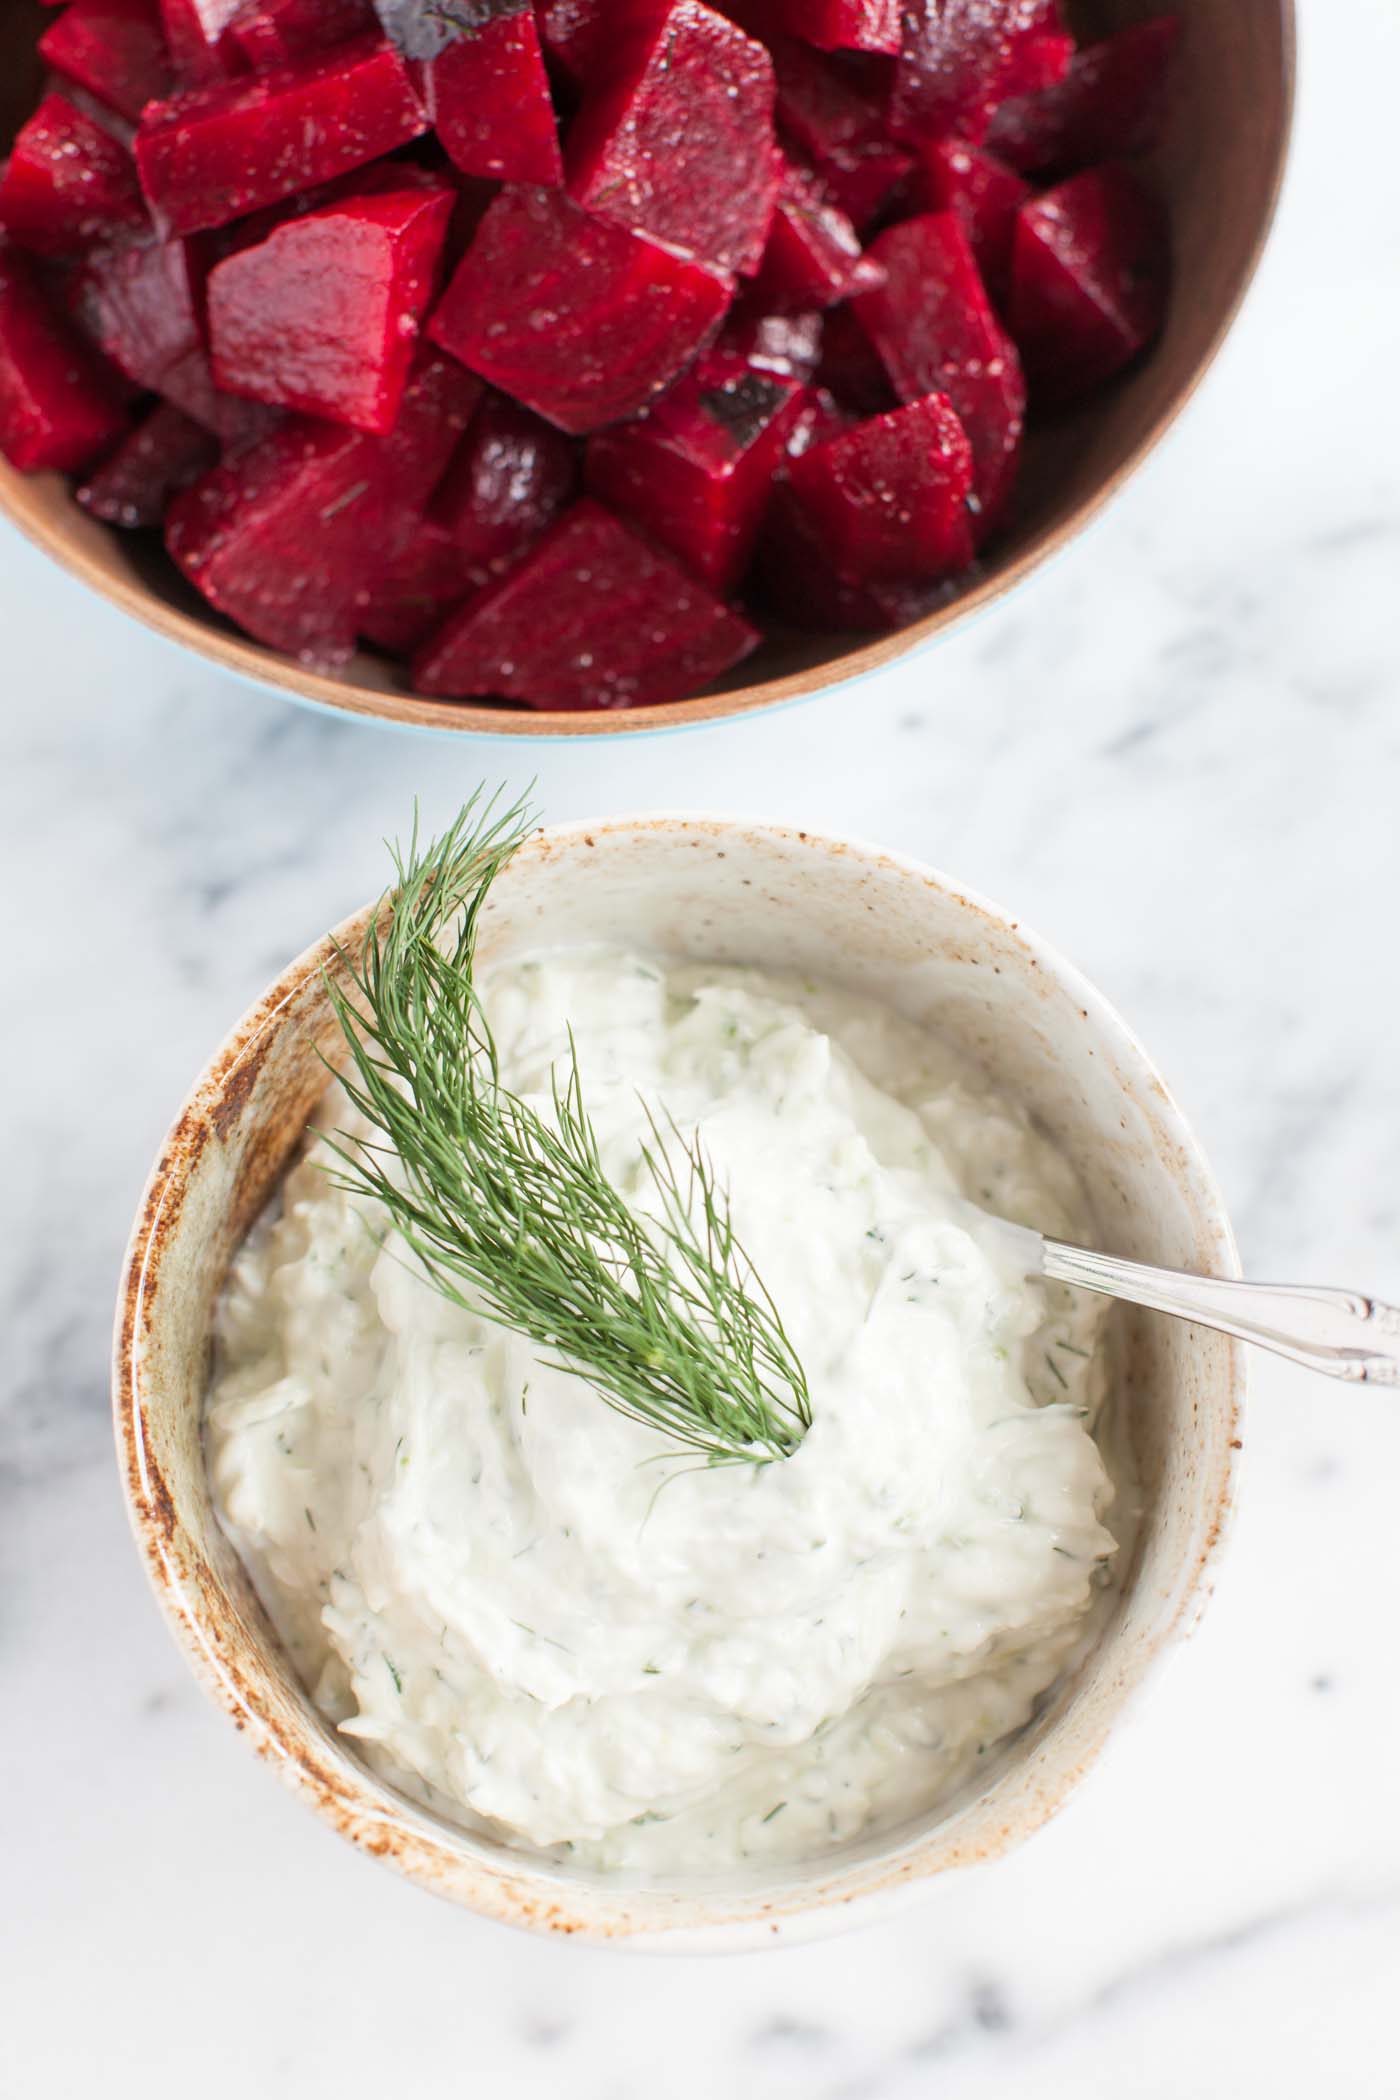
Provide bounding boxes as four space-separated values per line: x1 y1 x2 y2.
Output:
76 398 217 523
38 0 176 125
227 0 377 68
412 498 759 708
0 244 129 471
373 343 484 510
719 300 825 382
0 94 149 255
768 0 898 54
987 17 1181 176
207 183 455 432
752 155 883 313
770 38 913 232
757 480 959 630
158 0 244 80
568 2 777 277
359 516 473 650
585 349 802 591
1008 164 1170 403
67 233 201 395
134 35 430 235
815 301 894 414
374 1 562 184
891 0 1054 145
533 0 613 78
432 389 577 569
784 391 972 584
998 25 1074 99
857 211 1024 537
428 185 731 435
917 140 1029 303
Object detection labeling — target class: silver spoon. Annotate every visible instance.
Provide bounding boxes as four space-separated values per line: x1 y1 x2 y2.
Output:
1009 1232 1400 1386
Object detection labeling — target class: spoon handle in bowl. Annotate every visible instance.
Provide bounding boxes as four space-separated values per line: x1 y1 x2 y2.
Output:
1040 1242 1400 1387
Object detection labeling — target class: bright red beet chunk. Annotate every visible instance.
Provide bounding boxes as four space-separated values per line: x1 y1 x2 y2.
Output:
918 141 1029 303
988 17 1180 175
227 0 377 67
134 35 430 235
785 391 972 584
412 498 758 706
767 0 897 54
857 212 1025 537
770 38 914 232
0 95 149 255
158 0 244 80
0 245 129 471
76 398 217 524
891 0 1060 145
753 155 882 314
428 185 732 435
586 350 801 591
720 301 825 383
38 0 176 125
207 183 454 432
568 2 777 277
758 481 957 631
433 389 577 570
359 515 473 651
67 234 201 394
375 0 563 184
1008 165 1170 403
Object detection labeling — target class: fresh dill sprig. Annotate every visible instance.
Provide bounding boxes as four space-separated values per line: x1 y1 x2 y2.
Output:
320 791 812 1467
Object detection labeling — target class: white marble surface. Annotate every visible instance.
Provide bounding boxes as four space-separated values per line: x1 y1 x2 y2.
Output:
4 2 1400 2090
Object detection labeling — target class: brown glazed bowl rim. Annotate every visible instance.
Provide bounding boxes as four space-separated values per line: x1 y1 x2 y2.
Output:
2 2 1294 740
113 816 1244 1946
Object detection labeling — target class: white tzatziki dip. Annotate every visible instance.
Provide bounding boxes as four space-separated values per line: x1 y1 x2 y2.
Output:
207 949 1121 1873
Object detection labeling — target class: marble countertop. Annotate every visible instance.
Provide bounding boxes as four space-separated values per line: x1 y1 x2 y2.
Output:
4 2 1399 2090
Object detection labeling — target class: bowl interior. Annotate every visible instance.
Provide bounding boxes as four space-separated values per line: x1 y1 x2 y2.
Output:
117 821 1241 1944
5 0 1291 736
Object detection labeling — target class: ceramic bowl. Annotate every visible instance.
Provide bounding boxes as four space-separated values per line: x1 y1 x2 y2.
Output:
115 816 1243 1946
5 0 1292 739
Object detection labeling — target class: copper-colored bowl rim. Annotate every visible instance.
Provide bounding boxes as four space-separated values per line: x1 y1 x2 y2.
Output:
112 816 1245 1945
2 3 1294 740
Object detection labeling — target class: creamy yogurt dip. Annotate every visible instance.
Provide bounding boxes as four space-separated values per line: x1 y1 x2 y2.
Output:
207 949 1120 1874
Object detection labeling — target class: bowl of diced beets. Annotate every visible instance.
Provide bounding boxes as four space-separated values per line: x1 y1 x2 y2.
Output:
0 0 1291 736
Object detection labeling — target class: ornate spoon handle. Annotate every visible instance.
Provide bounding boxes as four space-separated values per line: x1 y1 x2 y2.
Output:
1040 1241 1400 1387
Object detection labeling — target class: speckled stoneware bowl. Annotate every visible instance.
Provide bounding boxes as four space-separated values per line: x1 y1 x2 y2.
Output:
5 0 1292 737
114 819 1243 1946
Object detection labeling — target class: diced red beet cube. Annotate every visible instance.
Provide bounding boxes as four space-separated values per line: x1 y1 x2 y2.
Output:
76 398 217 523
226 0 377 68
165 418 377 660
374 343 484 509
432 389 577 570
767 0 898 54
784 391 972 584
987 17 1181 176
134 35 430 236
207 183 454 432
757 479 960 631
428 185 731 435
1008 164 1170 403
857 212 1024 537
359 515 473 650
752 155 883 313
158 0 244 80
0 94 149 255
38 0 176 125
67 233 201 395
0 244 129 471
374 0 562 185
412 498 759 708
782 381 847 458
815 301 894 414
719 300 825 382
568 2 777 277
586 350 802 591
998 25 1074 99
770 39 914 232
917 140 1029 303
891 0 1053 146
